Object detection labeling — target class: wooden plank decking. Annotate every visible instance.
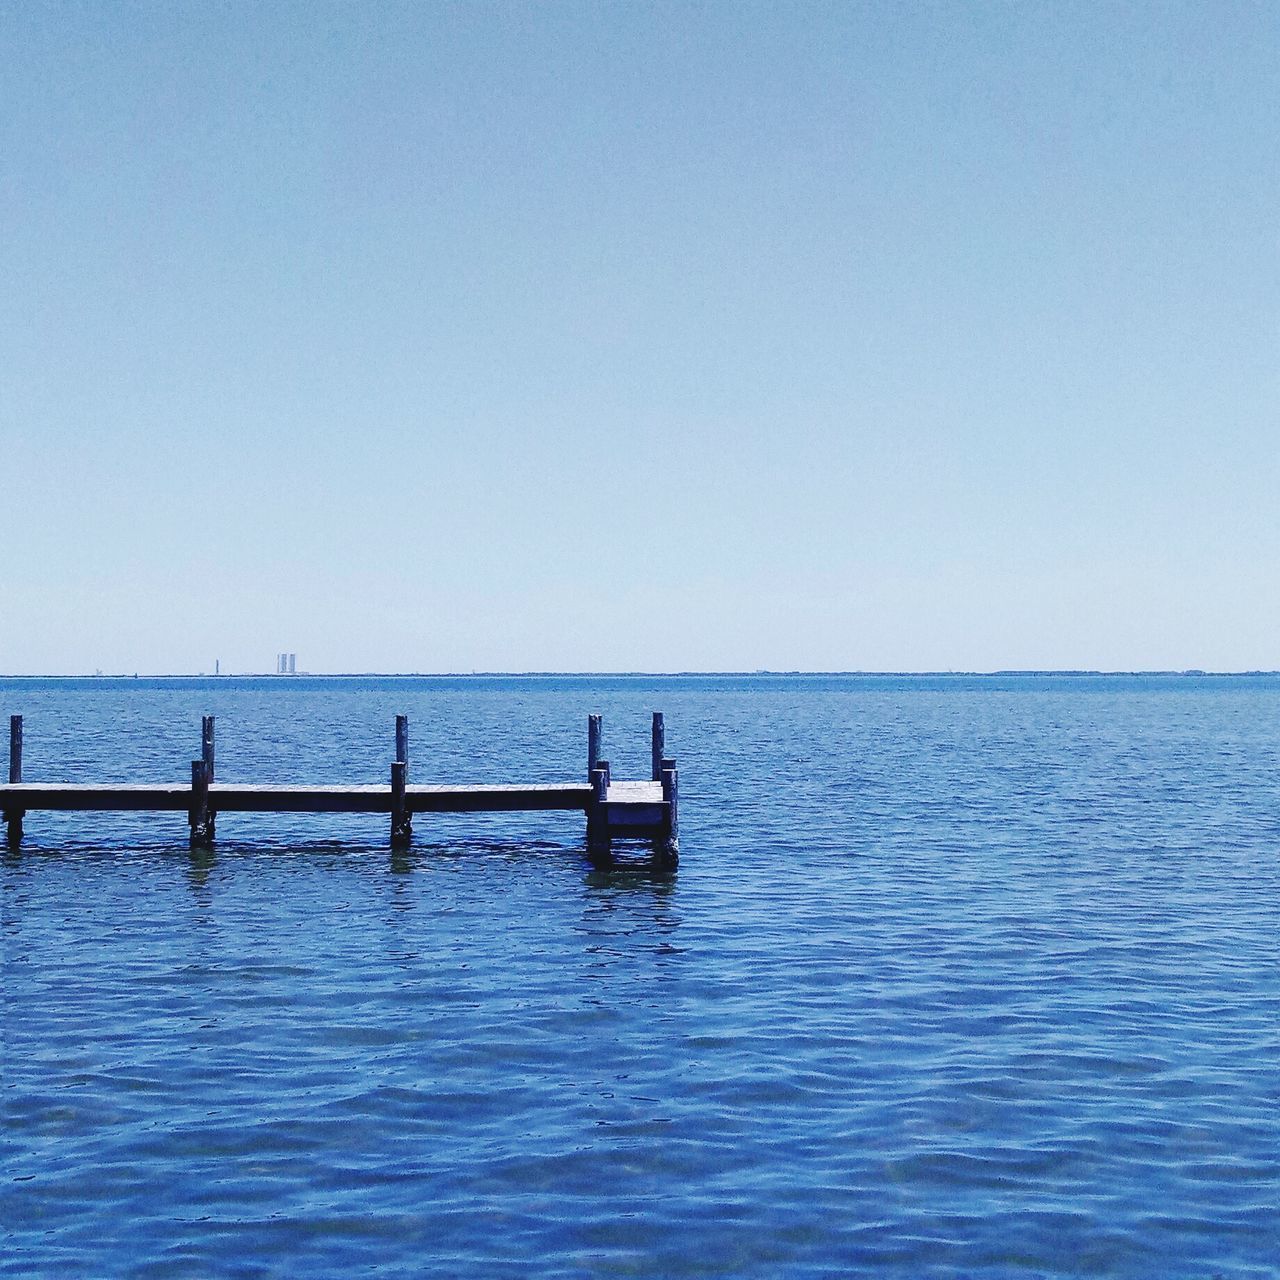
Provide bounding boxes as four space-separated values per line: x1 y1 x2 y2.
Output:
0 782 598 813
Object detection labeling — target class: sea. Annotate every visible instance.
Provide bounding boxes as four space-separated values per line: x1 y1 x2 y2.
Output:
2 674 1277 1278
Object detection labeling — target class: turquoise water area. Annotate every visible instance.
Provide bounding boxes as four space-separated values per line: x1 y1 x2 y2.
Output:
2 675 1278 1277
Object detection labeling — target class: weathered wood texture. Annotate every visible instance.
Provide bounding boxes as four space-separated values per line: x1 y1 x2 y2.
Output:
601 778 668 831
587 714 601 778
0 781 594 813
9 715 21 785
391 760 410 847
587 763 610 851
651 712 665 781
5 715 23 845
660 757 679 862
190 760 213 846
201 716 215 779
604 780 664 802
200 717 216 839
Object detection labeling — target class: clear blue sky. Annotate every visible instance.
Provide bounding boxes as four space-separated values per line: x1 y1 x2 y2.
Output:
2 2 1275 673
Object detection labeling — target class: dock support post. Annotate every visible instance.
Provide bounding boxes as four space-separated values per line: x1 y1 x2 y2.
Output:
659 756 679 865
587 759 610 858
5 715 22 847
190 760 213 847
587 714 602 779
651 712 665 781
201 716 216 839
391 761 410 850
391 716 411 847
202 716 215 778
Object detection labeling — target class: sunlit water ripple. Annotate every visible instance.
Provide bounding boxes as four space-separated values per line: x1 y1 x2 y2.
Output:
3 675 1278 1277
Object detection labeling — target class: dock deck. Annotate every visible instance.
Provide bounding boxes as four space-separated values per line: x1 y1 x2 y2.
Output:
0 782 595 813
0 713 678 861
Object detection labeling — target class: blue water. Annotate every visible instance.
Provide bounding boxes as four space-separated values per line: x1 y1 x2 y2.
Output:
3 675 1278 1277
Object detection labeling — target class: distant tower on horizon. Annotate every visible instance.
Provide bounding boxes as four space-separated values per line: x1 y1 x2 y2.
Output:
276 652 297 675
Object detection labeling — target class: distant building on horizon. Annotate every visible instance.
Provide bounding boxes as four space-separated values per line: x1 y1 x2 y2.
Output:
275 652 297 675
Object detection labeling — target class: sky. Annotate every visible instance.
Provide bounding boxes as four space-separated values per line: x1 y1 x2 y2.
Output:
1 1 1276 674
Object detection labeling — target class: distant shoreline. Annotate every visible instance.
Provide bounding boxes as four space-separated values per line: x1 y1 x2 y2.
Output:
2 670 1277 680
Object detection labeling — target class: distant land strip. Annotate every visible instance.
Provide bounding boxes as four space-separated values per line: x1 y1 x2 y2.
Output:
2 670 1278 680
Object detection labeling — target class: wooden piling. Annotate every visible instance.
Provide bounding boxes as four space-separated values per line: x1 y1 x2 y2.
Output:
651 712 665 781
189 759 213 847
201 716 216 839
660 756 679 863
5 714 22 846
393 716 411 845
201 716 215 779
587 761 609 852
390 760 410 849
587 714 602 779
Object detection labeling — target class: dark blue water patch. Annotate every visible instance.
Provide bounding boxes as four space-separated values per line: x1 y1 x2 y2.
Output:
3 675 1280 1277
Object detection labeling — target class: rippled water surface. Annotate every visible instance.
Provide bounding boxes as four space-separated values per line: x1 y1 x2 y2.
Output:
3 675 1278 1277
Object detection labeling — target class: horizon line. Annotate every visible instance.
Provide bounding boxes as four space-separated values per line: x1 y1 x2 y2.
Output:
2 669 1278 680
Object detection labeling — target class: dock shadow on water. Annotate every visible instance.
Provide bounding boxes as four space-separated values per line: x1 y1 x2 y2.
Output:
584 838 680 884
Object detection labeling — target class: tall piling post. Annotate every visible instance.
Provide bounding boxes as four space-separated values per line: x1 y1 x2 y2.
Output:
5 715 23 847
190 760 213 848
659 757 679 866
201 716 216 839
391 716 411 847
587 759 610 858
202 716 215 778
587 714 602 780
651 712 665 782
391 760 410 850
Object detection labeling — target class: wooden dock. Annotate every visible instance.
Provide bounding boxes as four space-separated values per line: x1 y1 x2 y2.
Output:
0 712 678 863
